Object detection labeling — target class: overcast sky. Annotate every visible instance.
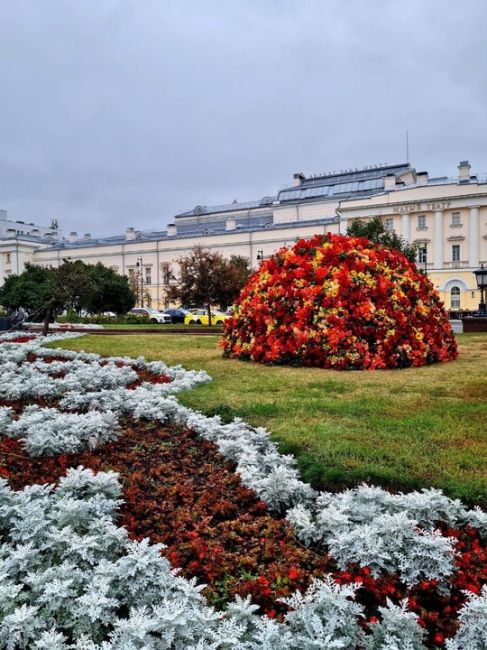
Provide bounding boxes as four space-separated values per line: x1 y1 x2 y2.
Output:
0 0 486 236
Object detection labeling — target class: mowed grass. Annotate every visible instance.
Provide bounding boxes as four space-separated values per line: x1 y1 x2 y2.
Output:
52 333 487 506
100 324 224 330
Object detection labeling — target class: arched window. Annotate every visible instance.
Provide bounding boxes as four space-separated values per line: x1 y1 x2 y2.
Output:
450 286 461 309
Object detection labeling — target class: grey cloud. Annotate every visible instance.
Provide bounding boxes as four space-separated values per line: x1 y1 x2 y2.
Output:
0 0 486 235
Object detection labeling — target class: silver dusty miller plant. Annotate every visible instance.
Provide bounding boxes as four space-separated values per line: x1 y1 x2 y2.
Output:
0 332 485 648
0 467 427 650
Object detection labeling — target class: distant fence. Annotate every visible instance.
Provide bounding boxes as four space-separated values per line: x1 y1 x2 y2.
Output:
448 309 474 320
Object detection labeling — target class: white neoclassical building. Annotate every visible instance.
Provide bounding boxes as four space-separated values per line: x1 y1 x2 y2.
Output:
0 160 486 311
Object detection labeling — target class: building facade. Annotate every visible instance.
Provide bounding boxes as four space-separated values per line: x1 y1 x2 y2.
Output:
0 209 63 283
0 160 486 311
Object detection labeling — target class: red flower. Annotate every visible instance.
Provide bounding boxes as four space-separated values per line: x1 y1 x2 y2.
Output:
288 567 300 581
222 234 457 370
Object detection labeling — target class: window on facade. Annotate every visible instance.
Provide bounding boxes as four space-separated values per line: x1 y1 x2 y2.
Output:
450 286 461 309
5 253 11 264
145 268 152 285
128 268 135 278
417 246 427 264
417 215 426 229
452 244 461 262
161 263 171 285
451 212 461 226
385 218 394 231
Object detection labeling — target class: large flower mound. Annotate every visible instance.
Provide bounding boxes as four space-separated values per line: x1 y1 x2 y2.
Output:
222 233 457 370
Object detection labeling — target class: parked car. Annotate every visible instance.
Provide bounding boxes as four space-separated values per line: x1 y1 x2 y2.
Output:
129 308 171 324
184 309 229 326
161 308 190 324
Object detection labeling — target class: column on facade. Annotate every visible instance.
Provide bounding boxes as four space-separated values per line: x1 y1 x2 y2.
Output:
12 246 19 275
401 213 410 241
433 210 443 269
468 206 479 268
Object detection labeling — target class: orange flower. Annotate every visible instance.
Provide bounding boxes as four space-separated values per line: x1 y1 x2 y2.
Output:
222 233 457 370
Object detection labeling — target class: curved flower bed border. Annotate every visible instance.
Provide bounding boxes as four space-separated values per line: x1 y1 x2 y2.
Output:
0 332 485 649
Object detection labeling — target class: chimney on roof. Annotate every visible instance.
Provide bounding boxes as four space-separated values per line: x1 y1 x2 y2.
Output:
292 172 305 187
83 233 91 239
0 209 7 221
416 171 428 185
384 174 397 190
68 231 78 242
125 227 136 241
458 160 471 182
166 224 176 237
398 169 416 186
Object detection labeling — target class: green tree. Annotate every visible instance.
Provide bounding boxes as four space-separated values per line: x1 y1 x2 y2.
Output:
0 264 57 327
54 259 95 313
346 216 418 263
0 260 136 334
84 263 136 315
217 255 252 309
169 247 251 324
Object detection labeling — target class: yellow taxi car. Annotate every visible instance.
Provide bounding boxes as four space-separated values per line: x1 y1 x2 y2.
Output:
184 308 229 325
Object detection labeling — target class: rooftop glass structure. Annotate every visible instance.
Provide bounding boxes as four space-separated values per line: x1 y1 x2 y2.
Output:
278 163 411 203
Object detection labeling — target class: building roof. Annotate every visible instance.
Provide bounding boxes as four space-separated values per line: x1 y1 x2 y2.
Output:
39 216 338 252
174 196 277 218
5 161 486 255
0 233 61 245
174 164 413 216
46 230 169 250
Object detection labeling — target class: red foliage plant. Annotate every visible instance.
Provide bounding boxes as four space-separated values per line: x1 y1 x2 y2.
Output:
2 421 485 647
0 335 35 344
222 233 457 370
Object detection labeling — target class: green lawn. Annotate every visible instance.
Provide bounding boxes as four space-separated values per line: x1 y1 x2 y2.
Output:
100 324 225 330
101 323 191 329
52 332 487 506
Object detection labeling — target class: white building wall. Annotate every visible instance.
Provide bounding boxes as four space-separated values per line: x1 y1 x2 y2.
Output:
0 165 486 312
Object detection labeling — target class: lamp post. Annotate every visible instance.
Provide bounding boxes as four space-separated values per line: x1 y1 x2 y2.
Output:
473 264 487 315
136 258 144 308
256 250 264 264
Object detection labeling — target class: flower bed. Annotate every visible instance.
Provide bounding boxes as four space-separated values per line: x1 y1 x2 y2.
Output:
24 322 105 330
0 333 485 649
222 233 458 369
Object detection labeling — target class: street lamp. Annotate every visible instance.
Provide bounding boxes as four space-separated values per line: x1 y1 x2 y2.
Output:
256 250 264 263
136 258 144 308
473 264 487 315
